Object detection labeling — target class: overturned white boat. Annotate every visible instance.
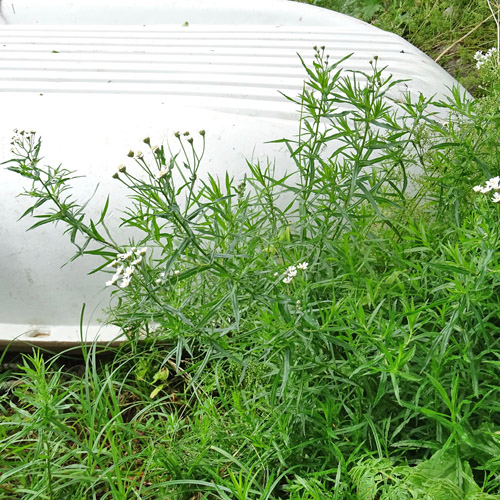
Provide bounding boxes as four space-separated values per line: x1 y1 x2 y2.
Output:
0 0 463 349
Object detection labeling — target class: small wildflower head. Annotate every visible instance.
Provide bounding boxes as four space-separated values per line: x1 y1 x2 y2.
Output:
283 276 293 284
488 176 500 191
127 150 134 158
120 276 132 288
118 250 134 261
131 257 142 266
105 274 120 287
135 151 144 159
123 266 135 279
297 262 309 270
156 169 169 180
199 129 206 137
105 264 125 287
114 164 126 178
492 192 500 203
143 137 151 146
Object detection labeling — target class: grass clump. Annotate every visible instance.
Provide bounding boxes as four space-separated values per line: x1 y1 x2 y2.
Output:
3 46 500 498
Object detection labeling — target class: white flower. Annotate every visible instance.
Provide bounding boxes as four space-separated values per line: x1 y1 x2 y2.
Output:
118 250 134 261
156 169 169 180
155 278 162 285
105 274 120 287
286 265 297 277
108 259 120 268
106 265 124 287
283 276 293 284
160 272 166 278
273 272 279 277
131 257 142 266
297 262 309 270
117 164 126 173
135 151 144 159
473 185 483 193
123 266 135 278
137 247 147 256
492 192 500 203
120 277 132 288
174 270 180 275
487 176 500 191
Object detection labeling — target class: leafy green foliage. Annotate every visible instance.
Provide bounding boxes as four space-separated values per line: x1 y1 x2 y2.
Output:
2 46 500 499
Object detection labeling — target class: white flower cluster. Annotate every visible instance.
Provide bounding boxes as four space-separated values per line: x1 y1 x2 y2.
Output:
106 247 147 288
282 262 309 284
474 47 498 69
473 176 500 203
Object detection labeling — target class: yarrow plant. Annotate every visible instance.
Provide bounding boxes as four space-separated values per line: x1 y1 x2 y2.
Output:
4 48 500 499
